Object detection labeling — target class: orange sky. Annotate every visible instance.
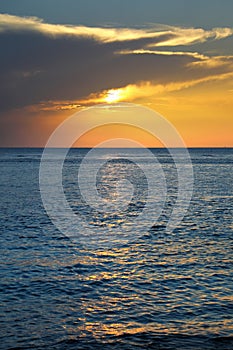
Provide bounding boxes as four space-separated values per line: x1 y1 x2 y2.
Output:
13 75 232 148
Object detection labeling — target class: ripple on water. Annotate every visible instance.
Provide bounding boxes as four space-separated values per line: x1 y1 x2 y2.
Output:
0 148 233 349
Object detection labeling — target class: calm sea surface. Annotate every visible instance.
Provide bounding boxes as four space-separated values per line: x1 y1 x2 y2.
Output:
0 148 233 349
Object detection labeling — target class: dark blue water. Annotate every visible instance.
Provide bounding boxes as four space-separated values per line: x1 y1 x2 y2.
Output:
0 148 233 349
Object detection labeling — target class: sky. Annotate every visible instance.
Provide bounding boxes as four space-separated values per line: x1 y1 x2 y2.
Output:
0 0 233 147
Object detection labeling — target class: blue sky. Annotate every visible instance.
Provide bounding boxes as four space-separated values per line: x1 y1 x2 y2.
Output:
1 0 233 28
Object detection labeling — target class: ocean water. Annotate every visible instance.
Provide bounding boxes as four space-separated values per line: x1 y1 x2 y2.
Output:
0 148 233 350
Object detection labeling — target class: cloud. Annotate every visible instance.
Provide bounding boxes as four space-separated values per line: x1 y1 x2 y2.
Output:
0 14 233 112
187 55 233 68
117 49 208 60
154 26 233 47
76 70 233 105
0 14 232 45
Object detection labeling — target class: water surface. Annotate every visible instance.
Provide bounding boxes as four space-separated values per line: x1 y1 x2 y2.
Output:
0 148 232 349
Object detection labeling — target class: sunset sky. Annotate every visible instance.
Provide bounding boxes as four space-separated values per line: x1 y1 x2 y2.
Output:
0 0 233 147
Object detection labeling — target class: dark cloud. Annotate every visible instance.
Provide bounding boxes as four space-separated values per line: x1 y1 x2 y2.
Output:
0 18 232 112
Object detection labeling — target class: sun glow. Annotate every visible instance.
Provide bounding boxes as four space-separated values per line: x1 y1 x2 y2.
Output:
105 89 124 103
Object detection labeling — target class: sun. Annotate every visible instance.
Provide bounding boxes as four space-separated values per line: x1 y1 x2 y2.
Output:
105 89 123 103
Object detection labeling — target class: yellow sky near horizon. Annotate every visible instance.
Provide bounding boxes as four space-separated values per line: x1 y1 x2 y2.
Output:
34 75 233 148
2 65 232 148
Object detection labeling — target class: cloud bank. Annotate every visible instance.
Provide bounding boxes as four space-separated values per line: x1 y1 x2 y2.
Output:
0 14 233 111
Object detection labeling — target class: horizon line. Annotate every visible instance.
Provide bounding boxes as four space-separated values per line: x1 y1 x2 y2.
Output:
0 146 232 149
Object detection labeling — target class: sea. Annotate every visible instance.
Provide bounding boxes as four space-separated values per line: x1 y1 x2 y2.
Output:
0 148 232 350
